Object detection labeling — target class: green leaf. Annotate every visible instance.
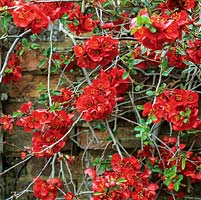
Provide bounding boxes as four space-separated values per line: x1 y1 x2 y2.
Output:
150 26 157 33
134 126 144 132
1 15 11 30
96 123 106 131
135 85 141 92
164 178 171 186
162 67 174 77
146 90 154 96
51 90 61 96
116 178 127 184
93 192 103 196
5 68 12 73
136 16 143 27
73 19 79 26
22 38 29 47
150 115 157 121
122 71 129 80
136 105 144 110
31 43 40 50
122 0 128 5
174 182 180 192
130 27 139 34
181 158 186 170
37 82 46 93
49 102 60 112
161 59 168 69
38 59 47 68
12 111 23 118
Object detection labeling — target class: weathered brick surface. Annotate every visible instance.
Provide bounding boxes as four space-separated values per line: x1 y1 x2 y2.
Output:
77 126 140 149
18 50 47 71
8 74 61 98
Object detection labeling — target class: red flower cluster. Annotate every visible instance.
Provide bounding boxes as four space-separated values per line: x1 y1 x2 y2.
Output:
2 53 22 84
33 177 62 200
164 0 195 10
186 39 201 64
138 136 201 192
37 2 74 22
31 129 66 158
76 67 130 121
131 9 192 50
67 4 98 35
9 1 97 35
166 47 187 69
142 89 201 130
11 2 49 34
16 109 73 157
0 115 14 133
52 88 75 107
64 192 75 200
0 0 14 7
85 153 158 200
74 36 119 69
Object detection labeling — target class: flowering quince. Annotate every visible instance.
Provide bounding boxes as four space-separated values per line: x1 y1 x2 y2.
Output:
67 4 98 35
186 39 201 64
64 192 75 200
20 102 32 114
31 129 66 158
85 153 159 200
33 177 62 200
166 47 187 69
2 53 22 84
0 115 14 133
130 8 193 50
15 107 74 157
142 89 201 130
74 35 119 69
52 88 75 107
165 0 195 10
76 67 130 121
139 136 201 192
11 3 49 33
37 2 74 22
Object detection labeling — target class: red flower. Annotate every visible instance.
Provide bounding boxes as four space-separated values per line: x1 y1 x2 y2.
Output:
12 4 36 28
20 102 32 114
2 53 22 84
84 168 97 178
31 129 66 158
67 5 97 35
32 109 54 125
0 115 14 133
74 36 119 69
142 89 200 130
33 177 62 200
186 39 201 64
86 154 158 200
131 10 180 50
74 45 85 57
12 3 49 33
166 0 195 10
64 192 75 200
